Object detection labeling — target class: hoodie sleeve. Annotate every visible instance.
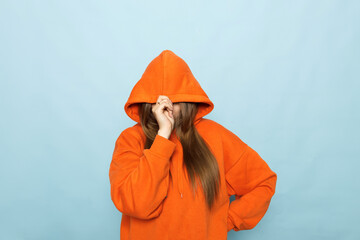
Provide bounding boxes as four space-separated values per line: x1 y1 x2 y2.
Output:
221 126 277 232
109 127 176 220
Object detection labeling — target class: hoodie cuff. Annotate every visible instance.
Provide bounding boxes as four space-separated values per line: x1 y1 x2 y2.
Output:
227 216 234 232
227 209 235 232
149 134 176 159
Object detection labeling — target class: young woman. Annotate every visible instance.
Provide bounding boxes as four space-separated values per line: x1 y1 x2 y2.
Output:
109 50 277 240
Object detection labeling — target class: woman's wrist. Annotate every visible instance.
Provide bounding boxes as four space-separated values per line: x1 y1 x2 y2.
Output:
158 129 171 139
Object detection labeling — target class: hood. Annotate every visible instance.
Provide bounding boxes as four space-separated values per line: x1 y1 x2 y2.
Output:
124 49 214 125
124 49 214 199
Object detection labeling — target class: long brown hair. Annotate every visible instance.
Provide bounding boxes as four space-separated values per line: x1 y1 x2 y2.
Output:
138 102 221 210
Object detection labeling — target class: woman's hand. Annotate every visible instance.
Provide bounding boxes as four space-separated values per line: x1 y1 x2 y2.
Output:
152 95 174 139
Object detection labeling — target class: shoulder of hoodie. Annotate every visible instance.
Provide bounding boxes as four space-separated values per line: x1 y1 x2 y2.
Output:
116 123 146 146
199 119 250 160
197 118 246 142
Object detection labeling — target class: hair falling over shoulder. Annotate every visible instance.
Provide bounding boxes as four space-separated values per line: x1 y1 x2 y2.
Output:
138 102 221 210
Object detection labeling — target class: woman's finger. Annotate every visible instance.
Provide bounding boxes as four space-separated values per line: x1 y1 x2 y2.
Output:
160 103 174 113
156 95 173 107
163 107 174 120
155 101 173 112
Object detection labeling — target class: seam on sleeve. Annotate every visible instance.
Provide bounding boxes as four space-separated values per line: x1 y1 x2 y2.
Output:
225 144 249 176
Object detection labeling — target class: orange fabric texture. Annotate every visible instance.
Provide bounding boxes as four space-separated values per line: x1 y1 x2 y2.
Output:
109 50 277 240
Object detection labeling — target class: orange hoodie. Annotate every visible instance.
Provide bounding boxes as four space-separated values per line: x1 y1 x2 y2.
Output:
109 50 277 240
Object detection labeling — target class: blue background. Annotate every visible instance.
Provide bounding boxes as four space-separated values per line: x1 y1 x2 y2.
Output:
1 0 359 239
